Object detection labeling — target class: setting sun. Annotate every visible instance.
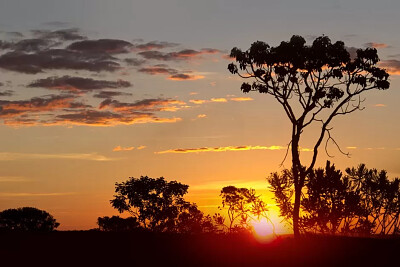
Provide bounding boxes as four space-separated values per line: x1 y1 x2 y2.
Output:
251 218 276 242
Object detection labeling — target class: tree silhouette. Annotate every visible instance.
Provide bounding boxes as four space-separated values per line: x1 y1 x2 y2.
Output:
220 186 270 232
269 162 400 236
0 207 59 232
228 35 390 237
110 176 211 233
97 216 140 232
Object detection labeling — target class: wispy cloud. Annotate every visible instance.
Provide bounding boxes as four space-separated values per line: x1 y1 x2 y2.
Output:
113 146 135 152
363 42 388 49
0 176 29 182
374 104 387 107
230 97 254 102
197 114 207 119
210 98 228 103
0 152 115 161
379 60 400 75
155 145 287 154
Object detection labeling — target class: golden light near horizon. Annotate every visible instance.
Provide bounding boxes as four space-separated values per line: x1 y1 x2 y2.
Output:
251 217 277 243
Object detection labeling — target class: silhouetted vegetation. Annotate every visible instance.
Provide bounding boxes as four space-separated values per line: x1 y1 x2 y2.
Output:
97 216 140 232
109 176 217 233
0 207 59 232
220 186 270 232
229 35 390 237
269 161 400 236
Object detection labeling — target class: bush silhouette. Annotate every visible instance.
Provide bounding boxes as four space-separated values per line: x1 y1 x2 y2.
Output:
0 207 59 232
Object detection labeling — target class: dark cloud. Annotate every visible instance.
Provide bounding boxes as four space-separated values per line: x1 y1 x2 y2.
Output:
28 76 132 93
138 64 178 75
12 38 55 52
0 40 12 50
138 48 221 61
124 58 146 66
67 39 133 54
0 90 14 97
93 91 132 99
32 28 86 41
99 98 185 112
0 49 120 74
168 73 204 81
134 41 179 51
0 94 89 118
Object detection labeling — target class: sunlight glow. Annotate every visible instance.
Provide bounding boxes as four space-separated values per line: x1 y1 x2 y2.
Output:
251 218 276 243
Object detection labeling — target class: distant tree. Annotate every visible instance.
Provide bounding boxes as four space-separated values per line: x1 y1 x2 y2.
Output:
110 176 212 233
0 207 59 232
269 162 400 236
97 216 140 232
346 164 400 235
228 35 390 237
220 186 270 232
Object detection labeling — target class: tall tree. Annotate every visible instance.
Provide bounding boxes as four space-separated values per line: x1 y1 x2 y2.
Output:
228 35 390 237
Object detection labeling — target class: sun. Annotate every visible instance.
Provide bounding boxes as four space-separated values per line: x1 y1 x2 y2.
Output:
251 217 276 242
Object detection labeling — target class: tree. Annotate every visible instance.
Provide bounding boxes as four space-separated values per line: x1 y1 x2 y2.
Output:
110 176 209 233
220 186 270 232
97 216 140 232
0 207 59 232
228 35 390 237
269 162 400 236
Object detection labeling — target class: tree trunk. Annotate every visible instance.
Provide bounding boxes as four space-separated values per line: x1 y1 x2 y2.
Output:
291 130 302 238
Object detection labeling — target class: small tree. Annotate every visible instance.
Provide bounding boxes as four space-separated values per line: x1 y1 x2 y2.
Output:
0 207 59 232
228 35 390 237
110 176 209 233
220 186 270 232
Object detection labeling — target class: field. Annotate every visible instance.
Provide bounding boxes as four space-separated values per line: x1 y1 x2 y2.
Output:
1 232 399 266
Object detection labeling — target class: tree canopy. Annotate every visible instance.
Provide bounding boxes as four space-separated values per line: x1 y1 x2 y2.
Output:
110 176 212 233
0 207 59 232
228 35 390 237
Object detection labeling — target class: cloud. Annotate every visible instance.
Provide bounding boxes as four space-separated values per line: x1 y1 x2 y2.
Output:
31 28 86 41
99 98 185 112
0 49 120 74
363 42 388 49
53 109 182 126
138 64 178 75
0 90 14 96
379 60 400 75
346 146 357 149
189 99 208 104
92 91 132 99
67 39 133 54
137 145 146 150
5 32 24 38
0 94 89 118
138 48 221 61
0 152 114 161
28 75 132 93
124 58 146 66
155 145 286 154
134 41 179 51
374 104 387 107
230 97 254 102
113 145 135 152
12 38 55 52
197 114 207 118
168 74 204 81
210 98 228 103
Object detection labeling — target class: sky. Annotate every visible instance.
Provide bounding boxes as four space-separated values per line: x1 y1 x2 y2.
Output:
0 0 399 231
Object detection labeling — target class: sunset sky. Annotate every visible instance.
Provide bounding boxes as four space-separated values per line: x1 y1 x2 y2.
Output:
0 0 399 231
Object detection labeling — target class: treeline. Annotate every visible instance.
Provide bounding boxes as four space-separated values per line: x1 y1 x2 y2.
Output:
1 161 399 237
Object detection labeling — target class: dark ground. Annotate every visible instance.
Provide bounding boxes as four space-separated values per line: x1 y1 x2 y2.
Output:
1 231 399 266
